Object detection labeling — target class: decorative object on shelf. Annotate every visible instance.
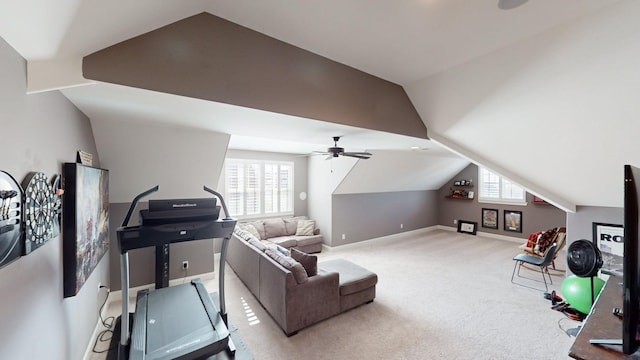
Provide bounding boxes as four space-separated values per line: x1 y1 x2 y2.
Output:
0 170 23 269
453 179 473 187
592 222 623 277
532 196 548 204
457 220 477 235
76 150 93 166
481 208 498 229
447 179 475 199
22 171 55 254
63 163 109 298
504 210 523 233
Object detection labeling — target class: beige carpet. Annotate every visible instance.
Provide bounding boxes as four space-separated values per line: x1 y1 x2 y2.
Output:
93 229 578 360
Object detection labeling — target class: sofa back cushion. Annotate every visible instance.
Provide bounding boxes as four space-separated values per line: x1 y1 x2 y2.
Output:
265 247 308 284
283 216 308 235
264 218 287 239
243 224 261 240
244 220 266 240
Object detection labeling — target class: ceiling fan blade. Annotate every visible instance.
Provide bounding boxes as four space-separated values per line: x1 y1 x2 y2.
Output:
342 152 371 159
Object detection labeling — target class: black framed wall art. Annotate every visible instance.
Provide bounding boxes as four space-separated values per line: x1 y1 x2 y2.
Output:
481 208 498 229
457 220 478 235
504 210 522 233
593 222 623 276
62 163 109 297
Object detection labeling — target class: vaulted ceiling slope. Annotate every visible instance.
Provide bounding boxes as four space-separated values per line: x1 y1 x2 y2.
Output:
407 0 638 210
82 12 427 140
0 0 626 207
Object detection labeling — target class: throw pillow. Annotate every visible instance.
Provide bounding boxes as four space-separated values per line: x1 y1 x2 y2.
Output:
276 244 289 256
283 217 299 236
265 248 308 284
247 237 267 251
246 220 266 239
290 248 317 276
295 220 316 236
234 228 257 242
244 224 261 240
263 218 287 239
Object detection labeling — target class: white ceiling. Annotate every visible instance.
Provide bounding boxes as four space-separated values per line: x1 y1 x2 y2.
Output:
0 0 630 210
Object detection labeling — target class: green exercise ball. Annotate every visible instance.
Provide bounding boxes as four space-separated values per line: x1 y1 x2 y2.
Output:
561 275 605 314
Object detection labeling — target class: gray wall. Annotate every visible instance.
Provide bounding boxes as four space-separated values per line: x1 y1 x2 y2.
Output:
0 37 106 360
437 164 566 238
567 206 624 245
108 202 217 291
331 190 439 246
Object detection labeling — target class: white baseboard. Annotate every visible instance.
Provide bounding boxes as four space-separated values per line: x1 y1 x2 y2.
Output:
324 226 440 251
436 225 524 243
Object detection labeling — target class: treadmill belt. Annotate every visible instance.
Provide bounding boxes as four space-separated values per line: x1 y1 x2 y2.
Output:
146 285 215 356
133 280 229 360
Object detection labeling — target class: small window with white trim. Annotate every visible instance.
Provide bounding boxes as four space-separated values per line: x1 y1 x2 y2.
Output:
478 167 526 205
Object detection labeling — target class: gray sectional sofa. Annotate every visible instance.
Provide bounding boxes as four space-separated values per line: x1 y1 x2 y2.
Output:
236 216 323 253
226 218 378 336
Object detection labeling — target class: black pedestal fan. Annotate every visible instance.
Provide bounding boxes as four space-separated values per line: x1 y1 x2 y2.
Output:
567 239 604 308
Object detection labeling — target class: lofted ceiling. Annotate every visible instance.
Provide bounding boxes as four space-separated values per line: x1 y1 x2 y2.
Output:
0 0 630 210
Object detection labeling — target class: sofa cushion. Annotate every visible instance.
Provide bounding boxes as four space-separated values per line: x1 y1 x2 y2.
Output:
267 237 298 249
283 216 309 235
244 220 266 240
234 228 257 242
296 220 316 236
265 248 308 284
264 218 287 239
244 224 261 240
291 234 323 248
319 259 378 296
291 248 317 276
247 237 267 251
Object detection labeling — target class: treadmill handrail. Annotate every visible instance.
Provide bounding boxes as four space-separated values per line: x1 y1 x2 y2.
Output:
203 186 233 220
121 185 159 227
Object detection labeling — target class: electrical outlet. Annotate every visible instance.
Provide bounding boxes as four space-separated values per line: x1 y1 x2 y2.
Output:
182 261 189 270
453 219 458 225
342 234 346 240
400 223 404 229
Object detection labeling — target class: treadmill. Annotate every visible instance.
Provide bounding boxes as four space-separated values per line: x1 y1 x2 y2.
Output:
117 186 237 360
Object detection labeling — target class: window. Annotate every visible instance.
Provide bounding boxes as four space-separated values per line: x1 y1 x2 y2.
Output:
225 159 294 218
478 167 526 205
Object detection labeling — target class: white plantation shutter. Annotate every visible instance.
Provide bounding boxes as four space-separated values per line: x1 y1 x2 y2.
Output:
264 164 277 214
225 161 243 215
478 167 525 204
225 159 294 217
245 163 261 215
279 164 293 213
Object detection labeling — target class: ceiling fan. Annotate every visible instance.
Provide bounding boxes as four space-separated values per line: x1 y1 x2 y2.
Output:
311 137 372 160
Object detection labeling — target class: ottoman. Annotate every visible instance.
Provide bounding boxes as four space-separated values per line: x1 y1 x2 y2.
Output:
319 259 378 312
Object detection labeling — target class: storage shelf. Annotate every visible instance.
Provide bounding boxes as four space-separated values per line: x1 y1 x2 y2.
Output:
445 196 473 200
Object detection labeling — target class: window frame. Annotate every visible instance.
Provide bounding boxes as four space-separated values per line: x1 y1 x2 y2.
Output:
224 158 295 219
477 167 527 206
